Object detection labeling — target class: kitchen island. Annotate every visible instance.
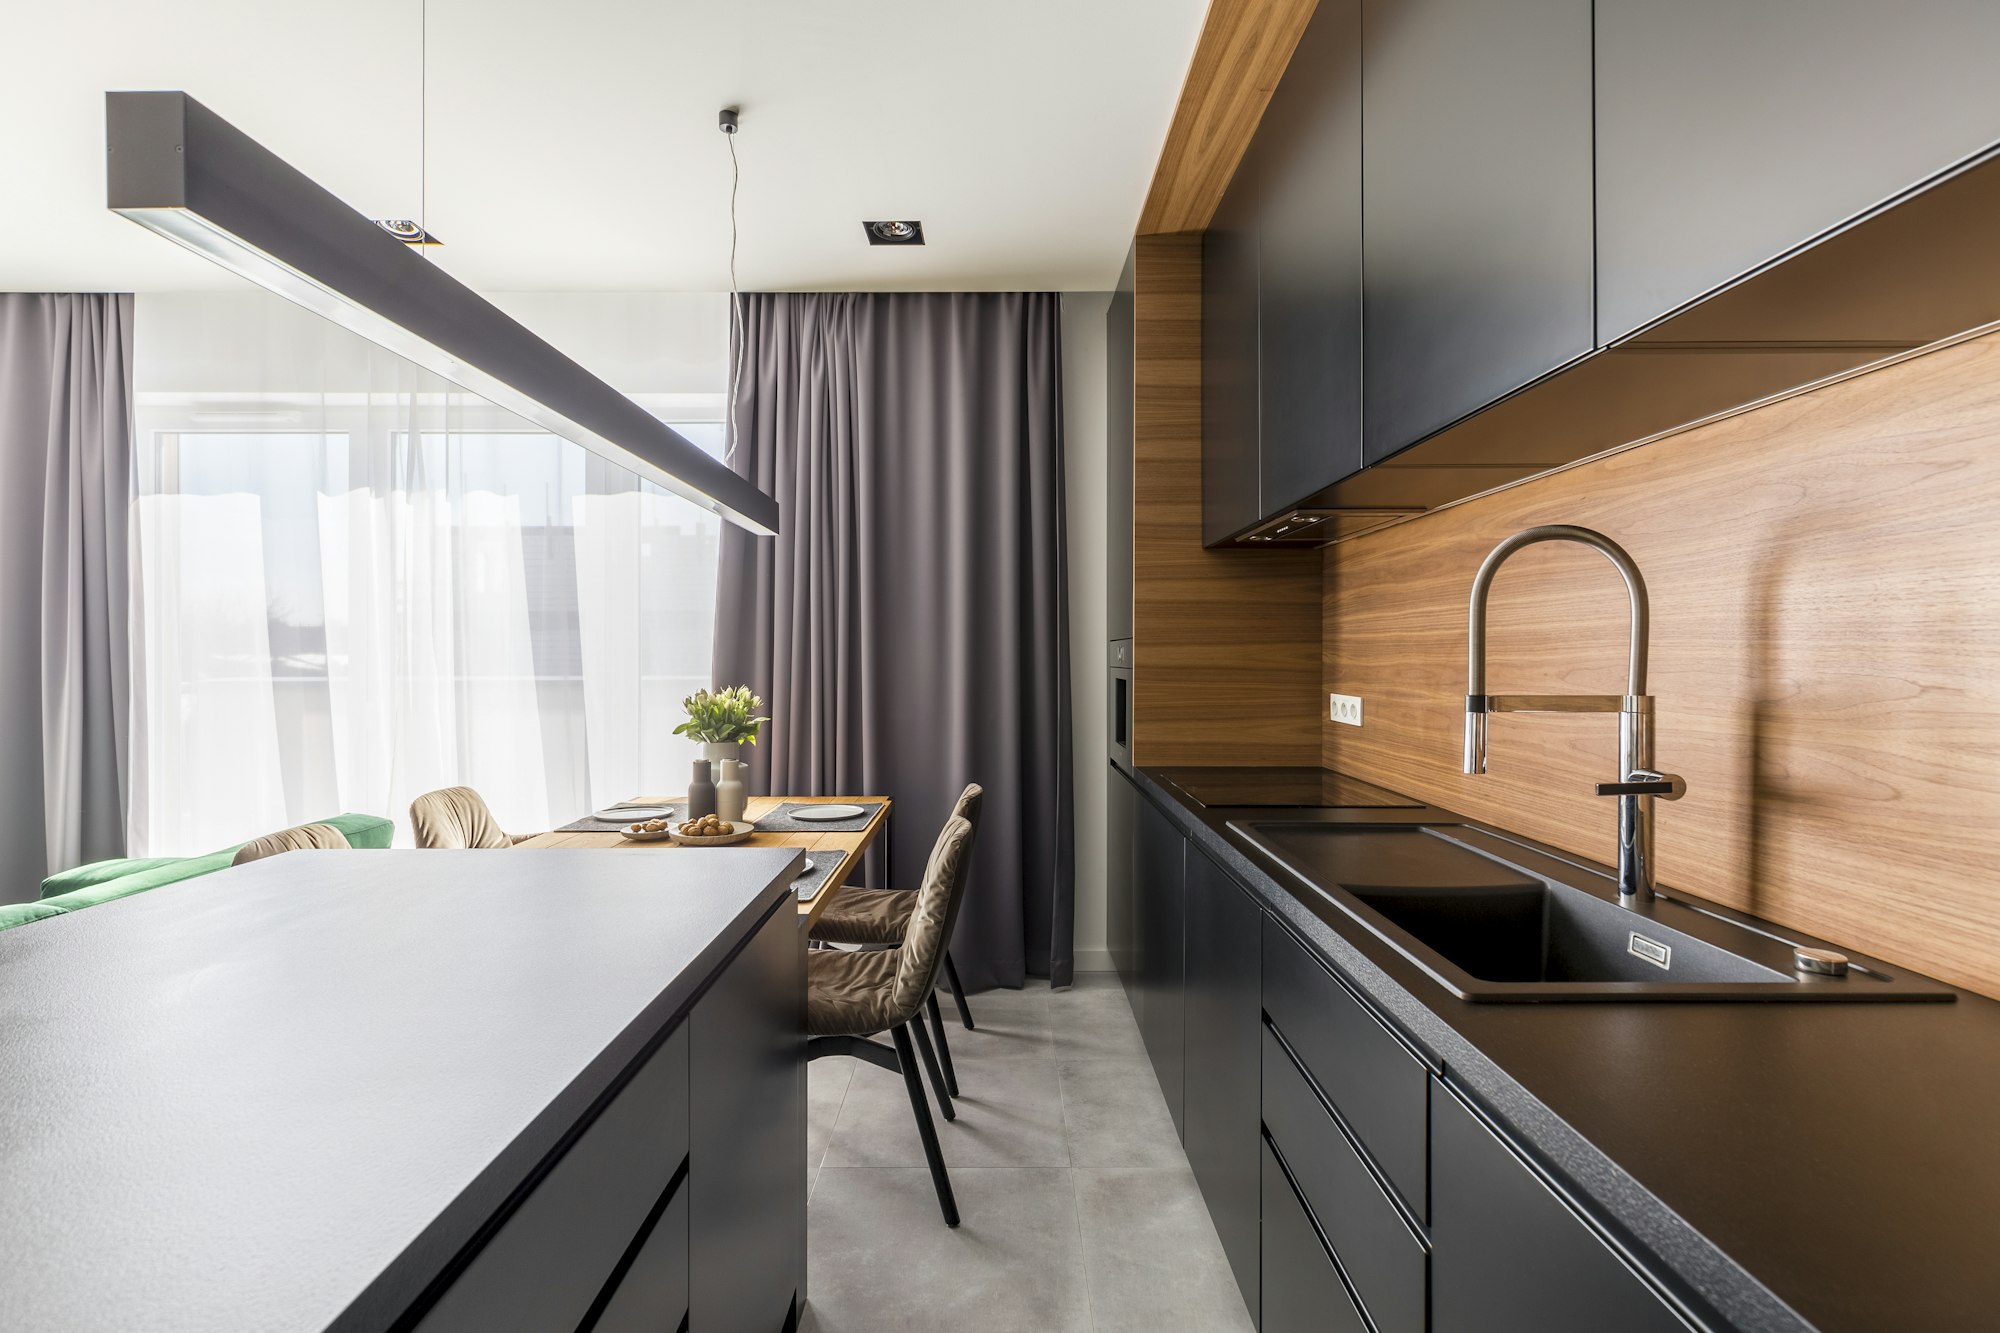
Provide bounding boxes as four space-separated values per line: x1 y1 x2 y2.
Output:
0 847 807 1333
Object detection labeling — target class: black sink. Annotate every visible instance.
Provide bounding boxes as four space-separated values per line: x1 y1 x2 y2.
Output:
1230 822 1952 1002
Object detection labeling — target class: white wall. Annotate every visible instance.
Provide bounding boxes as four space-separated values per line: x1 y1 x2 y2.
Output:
1062 292 1112 972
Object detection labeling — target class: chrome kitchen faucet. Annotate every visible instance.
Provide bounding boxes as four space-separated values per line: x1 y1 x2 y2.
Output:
1463 525 1685 904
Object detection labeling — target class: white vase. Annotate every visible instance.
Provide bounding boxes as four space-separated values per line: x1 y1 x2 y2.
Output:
702 741 740 768
714 759 748 825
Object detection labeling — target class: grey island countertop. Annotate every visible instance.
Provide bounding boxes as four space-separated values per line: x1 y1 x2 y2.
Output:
0 846 802 1333
1136 765 2000 1333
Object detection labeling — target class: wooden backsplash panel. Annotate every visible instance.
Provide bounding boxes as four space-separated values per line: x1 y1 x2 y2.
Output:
1133 233 1322 766
1322 329 2000 997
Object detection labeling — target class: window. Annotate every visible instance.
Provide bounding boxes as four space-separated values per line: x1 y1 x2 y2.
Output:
132 394 726 853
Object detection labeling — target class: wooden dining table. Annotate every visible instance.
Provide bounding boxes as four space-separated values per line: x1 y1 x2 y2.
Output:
516 795 891 927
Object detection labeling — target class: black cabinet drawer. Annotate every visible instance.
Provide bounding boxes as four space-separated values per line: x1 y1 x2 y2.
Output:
592 1170 690 1333
1262 915 1429 1218
1431 1079 1693 1333
417 1023 690 1332
1261 1138 1368 1333
1263 1025 1426 1333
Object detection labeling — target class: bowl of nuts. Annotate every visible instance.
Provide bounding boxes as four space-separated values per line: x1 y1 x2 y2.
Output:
668 814 756 846
619 818 676 842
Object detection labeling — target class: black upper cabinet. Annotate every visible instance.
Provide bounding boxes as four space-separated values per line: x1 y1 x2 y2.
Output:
1595 1 2000 344
1180 850 1264 1322
1202 0 1364 544
1430 1080 1692 1333
1134 793 1187 1133
1360 0 1594 463
1254 0 1365 514
1201 171 1261 545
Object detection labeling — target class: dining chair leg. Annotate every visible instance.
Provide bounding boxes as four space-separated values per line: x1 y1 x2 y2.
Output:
891 1023 960 1227
926 991 960 1097
943 951 976 1030
909 1008 955 1121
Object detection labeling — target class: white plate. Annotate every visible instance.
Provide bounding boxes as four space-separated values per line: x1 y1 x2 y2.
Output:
789 804 869 822
594 805 673 822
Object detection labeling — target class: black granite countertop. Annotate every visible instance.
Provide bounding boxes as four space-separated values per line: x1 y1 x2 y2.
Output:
0 846 802 1333
1134 765 2000 1333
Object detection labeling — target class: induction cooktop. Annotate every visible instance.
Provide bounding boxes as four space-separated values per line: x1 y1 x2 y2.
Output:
1153 767 1423 809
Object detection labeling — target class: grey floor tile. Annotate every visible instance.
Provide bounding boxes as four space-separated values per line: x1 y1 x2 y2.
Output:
1049 988 1148 1061
825 1054 1068 1168
1063 971 1127 993
809 1057 856 1197
806 1167 1094 1333
926 996 1056 1063
1058 1060 1186 1167
1071 1167 1256 1333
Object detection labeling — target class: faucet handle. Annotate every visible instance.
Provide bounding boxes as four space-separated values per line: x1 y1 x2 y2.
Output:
1595 770 1686 799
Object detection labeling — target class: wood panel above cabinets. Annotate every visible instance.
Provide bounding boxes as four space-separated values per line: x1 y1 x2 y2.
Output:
1188 0 2000 548
1139 0 1322 236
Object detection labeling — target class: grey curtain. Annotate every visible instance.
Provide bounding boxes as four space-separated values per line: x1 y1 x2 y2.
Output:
0 294 135 893
716 292 1074 990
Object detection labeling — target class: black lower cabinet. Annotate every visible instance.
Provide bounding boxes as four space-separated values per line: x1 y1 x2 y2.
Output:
1261 1138 1369 1333
1134 793 1187 1133
590 1175 690 1333
1180 850 1263 1321
689 900 807 1332
1430 1079 1693 1333
1108 764 1138 986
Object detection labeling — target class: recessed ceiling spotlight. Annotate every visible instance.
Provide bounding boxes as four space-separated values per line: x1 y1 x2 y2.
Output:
864 220 925 246
375 218 441 245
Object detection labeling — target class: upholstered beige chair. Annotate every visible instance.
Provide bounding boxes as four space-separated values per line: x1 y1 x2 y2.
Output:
408 786 534 849
231 822 351 866
807 810 980 1226
810 783 982 1090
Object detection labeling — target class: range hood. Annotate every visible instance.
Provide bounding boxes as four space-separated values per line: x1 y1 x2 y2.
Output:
1235 141 2000 545
106 91 779 536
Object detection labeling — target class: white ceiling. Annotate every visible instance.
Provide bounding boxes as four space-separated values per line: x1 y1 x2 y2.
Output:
2 0 1206 294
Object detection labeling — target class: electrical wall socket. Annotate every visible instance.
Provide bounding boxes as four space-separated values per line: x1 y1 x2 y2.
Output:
1329 693 1364 726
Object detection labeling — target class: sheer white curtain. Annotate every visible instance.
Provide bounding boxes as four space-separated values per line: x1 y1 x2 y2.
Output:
131 295 723 854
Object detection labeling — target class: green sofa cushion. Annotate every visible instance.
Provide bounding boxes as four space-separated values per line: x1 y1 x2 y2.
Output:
0 900 66 931
320 812 395 850
40 857 183 900
14 813 398 931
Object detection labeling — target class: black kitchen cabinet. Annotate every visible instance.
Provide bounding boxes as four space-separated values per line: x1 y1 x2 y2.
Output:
1108 763 1138 986
1253 0 1364 515
1595 0 2000 344
689 897 806 1333
1133 791 1187 1134
1430 1079 1693 1333
1261 1138 1369 1333
1180 849 1264 1320
1200 167 1261 546
1201 0 1364 545
1359 0 1594 463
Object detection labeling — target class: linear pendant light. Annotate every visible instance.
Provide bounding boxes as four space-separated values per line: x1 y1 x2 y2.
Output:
105 91 779 536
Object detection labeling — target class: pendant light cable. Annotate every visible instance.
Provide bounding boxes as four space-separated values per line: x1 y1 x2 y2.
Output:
722 108 744 468
420 0 428 262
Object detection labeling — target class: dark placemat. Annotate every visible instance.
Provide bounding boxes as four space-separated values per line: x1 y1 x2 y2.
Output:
755 802 883 833
793 850 848 902
557 805 678 833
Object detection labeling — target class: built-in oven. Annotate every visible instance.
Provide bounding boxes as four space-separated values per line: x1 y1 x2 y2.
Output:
1109 639 1133 773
